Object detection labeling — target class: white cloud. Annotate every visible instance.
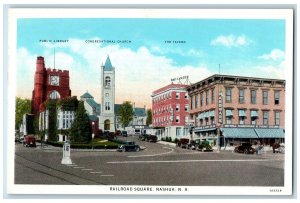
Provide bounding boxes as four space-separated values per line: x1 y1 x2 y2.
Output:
150 45 205 58
258 49 285 61
16 47 36 99
210 35 251 48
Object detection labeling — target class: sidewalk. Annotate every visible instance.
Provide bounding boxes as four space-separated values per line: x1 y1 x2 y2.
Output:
157 141 176 148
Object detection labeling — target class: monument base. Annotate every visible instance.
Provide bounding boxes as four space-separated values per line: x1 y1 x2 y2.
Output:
61 157 72 165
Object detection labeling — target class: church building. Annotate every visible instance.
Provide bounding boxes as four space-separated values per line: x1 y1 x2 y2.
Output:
81 56 146 133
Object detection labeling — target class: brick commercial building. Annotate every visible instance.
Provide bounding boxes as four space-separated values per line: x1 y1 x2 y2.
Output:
152 83 193 141
186 74 285 148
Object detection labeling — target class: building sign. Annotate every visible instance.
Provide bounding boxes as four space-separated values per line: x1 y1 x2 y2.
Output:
218 92 223 125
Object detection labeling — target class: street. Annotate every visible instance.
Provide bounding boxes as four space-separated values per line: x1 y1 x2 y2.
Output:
15 136 284 186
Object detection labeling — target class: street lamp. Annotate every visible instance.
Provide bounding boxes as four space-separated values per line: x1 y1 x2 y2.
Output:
92 121 95 150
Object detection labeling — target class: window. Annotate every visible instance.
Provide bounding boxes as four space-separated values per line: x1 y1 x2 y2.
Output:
206 90 209 105
226 88 232 103
49 90 60 99
263 91 269 105
225 109 233 124
211 117 215 125
200 93 204 106
105 102 110 110
195 94 198 108
176 116 180 123
263 111 269 125
274 91 280 105
275 111 280 126
190 96 193 110
185 93 188 99
251 89 257 104
211 88 215 104
176 127 181 136
238 110 246 125
176 104 180 112
185 105 188 112
176 92 180 99
105 76 111 88
250 110 258 125
239 89 245 104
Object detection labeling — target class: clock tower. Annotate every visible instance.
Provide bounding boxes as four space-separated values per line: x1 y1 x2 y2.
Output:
31 56 71 115
99 56 115 132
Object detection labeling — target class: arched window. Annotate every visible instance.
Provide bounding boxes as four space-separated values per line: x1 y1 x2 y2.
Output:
105 76 111 88
49 90 60 99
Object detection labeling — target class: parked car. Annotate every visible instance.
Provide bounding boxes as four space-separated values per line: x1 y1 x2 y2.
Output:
117 141 140 152
138 134 148 141
122 131 128 137
188 139 201 150
273 143 285 154
177 138 190 148
23 135 36 147
147 135 158 142
234 142 255 154
197 141 213 152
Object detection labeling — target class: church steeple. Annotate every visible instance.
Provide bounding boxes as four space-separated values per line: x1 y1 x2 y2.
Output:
104 55 113 71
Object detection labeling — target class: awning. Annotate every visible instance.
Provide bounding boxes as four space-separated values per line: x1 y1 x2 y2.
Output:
225 109 233 117
194 127 217 133
198 113 204 120
255 128 285 138
221 128 258 139
210 110 215 117
238 110 246 117
251 111 258 117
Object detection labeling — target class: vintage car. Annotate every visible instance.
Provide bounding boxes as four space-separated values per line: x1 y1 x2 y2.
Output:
147 135 158 142
197 141 213 152
177 138 190 148
117 141 140 152
234 142 255 154
138 134 149 141
273 143 285 154
23 135 36 147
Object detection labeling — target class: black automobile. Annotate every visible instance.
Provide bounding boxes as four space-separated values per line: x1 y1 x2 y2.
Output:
234 142 255 154
197 141 213 152
122 131 128 137
117 141 140 152
138 134 148 141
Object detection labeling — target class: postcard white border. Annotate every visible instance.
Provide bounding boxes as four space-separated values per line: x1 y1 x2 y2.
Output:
7 8 294 196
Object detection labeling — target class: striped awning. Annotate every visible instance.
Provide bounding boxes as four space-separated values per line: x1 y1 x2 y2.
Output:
255 128 285 138
210 110 215 117
225 109 233 117
238 110 246 117
221 128 258 139
251 110 258 117
194 127 217 133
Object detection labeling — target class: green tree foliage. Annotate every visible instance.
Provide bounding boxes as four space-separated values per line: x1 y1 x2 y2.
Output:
15 97 31 130
118 101 134 128
46 100 58 142
69 101 92 143
146 108 152 126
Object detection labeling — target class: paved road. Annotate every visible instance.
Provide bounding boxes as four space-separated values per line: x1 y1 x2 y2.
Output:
14 136 284 186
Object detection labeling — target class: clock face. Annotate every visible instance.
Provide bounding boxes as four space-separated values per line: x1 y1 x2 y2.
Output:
50 76 59 86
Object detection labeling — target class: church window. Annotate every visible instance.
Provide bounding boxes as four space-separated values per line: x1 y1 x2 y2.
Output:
105 76 111 88
105 102 110 110
49 90 60 99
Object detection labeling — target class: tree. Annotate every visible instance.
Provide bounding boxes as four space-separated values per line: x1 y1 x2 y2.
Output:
118 101 134 128
146 108 152 126
69 101 92 143
15 97 31 130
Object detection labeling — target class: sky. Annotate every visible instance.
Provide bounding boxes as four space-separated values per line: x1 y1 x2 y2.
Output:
16 18 286 108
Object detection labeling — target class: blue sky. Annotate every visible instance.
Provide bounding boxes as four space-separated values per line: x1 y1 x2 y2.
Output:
17 18 286 108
